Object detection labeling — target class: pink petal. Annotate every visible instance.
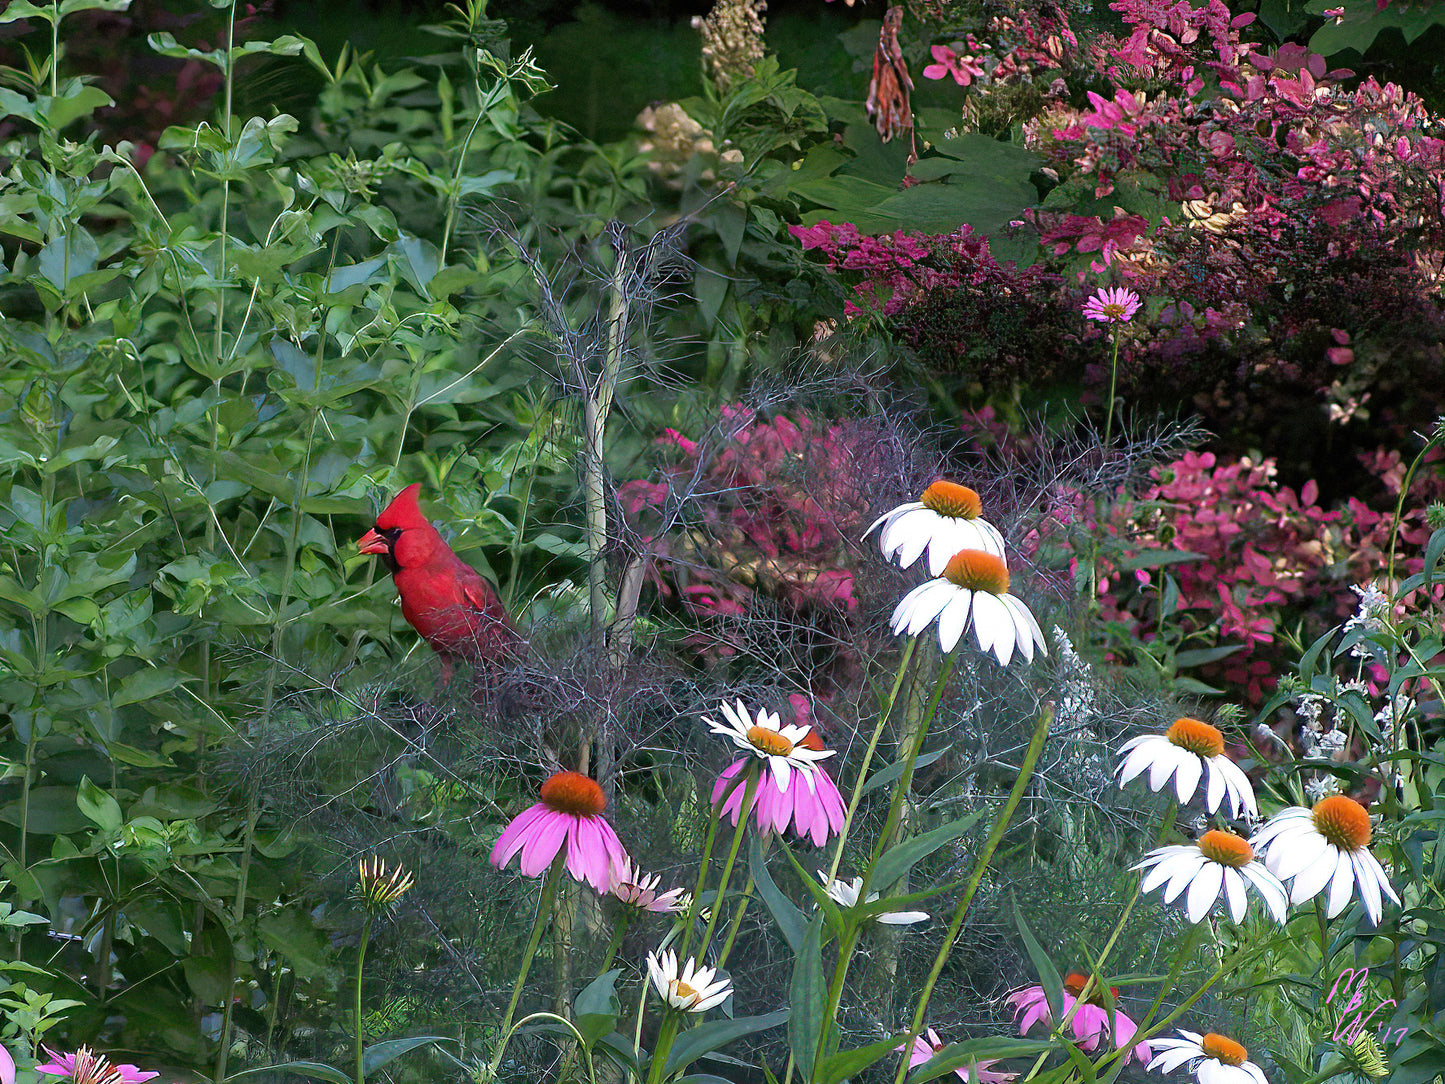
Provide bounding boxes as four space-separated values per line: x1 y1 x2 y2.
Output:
519 811 569 877
492 803 549 867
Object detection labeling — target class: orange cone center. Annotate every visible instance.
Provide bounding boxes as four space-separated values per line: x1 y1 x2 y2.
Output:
941 550 1010 594
1200 1033 1247 1066
1311 794 1371 851
920 481 984 519
1166 717 1225 758
1197 830 1254 868
1063 972 1116 1006
540 771 607 816
747 726 795 757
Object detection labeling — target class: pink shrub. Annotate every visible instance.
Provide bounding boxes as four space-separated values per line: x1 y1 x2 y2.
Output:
620 407 890 689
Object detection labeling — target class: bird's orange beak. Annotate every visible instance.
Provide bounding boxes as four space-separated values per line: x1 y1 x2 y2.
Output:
357 528 390 555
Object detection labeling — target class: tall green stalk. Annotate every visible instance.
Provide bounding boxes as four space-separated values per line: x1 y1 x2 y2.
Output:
894 706 1051 1084
488 853 567 1077
353 917 374 1084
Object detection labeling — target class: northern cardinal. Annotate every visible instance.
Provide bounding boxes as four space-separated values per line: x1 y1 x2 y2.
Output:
358 483 520 674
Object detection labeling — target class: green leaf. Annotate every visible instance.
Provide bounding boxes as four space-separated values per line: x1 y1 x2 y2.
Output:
663 1009 788 1076
258 908 332 981
1172 645 1244 667
76 776 123 832
228 1063 350 1084
861 745 951 795
0 1 58 24
362 1036 450 1074
43 86 113 129
1011 893 1063 1024
113 666 192 708
750 835 805 953
817 1033 910 1084
787 915 826 1080
1116 549 1204 571
0 788 93 834
871 811 984 888
574 969 622 1047
183 955 232 1004
36 228 100 293
911 1038 1053 1084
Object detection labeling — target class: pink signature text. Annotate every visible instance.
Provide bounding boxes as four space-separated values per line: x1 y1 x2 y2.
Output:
1326 967 1404 1046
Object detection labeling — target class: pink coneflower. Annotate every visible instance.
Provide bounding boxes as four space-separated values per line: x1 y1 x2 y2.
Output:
490 771 629 892
1007 972 1152 1064
899 1028 1017 1082
1082 286 1141 323
707 701 846 846
36 1048 158 1084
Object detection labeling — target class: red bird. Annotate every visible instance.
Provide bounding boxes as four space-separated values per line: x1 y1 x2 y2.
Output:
358 483 520 673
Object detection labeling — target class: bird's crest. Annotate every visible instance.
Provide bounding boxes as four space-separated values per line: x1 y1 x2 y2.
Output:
376 483 431 530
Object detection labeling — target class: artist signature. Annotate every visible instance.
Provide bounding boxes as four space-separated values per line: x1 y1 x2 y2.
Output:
1326 967 1404 1046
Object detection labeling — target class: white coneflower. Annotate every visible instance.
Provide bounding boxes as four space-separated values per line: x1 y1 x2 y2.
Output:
889 549 1046 666
1116 717 1257 818
1135 830 1288 924
704 700 834 793
1250 795 1400 924
1146 1031 1269 1084
646 949 731 1013
866 481 1007 576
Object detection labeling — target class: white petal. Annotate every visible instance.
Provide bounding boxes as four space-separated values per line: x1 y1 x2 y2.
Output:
1222 867 1248 923
1172 752 1203 805
1351 849 1382 924
1269 829 1329 881
1215 757 1258 817
1241 863 1289 922
1185 860 1225 922
1289 848 1341 905
935 590 975 653
971 591 1014 665
1148 745 1186 792
1325 852 1357 918
1163 854 1210 902
907 582 957 637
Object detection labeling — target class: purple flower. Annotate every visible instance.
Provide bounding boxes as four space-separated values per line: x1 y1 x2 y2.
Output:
1082 286 1142 323
36 1047 158 1084
922 45 985 87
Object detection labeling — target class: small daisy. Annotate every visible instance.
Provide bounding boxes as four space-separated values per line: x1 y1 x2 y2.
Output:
706 700 835 793
899 1028 1017 1082
1135 830 1288 924
646 949 732 1013
36 1048 158 1084
889 549 1046 666
1007 972 1151 1064
611 857 685 913
1117 718 1257 819
1082 286 1141 324
819 872 929 925
490 771 629 893
1249 795 1400 924
866 481 1007 576
1146 1030 1269 1084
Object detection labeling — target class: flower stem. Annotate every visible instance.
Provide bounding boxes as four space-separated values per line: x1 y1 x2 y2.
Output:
354 917 373 1084
893 704 1052 1084
678 769 743 961
823 636 919 887
1103 333 1120 448
714 873 755 972
645 1011 683 1084
596 913 631 980
698 771 760 959
489 852 566 1077
816 648 957 1073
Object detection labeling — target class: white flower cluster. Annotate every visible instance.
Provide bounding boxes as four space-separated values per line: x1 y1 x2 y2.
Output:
1343 581 1389 658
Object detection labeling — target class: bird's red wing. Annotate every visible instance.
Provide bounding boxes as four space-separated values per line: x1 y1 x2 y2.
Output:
461 571 520 656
